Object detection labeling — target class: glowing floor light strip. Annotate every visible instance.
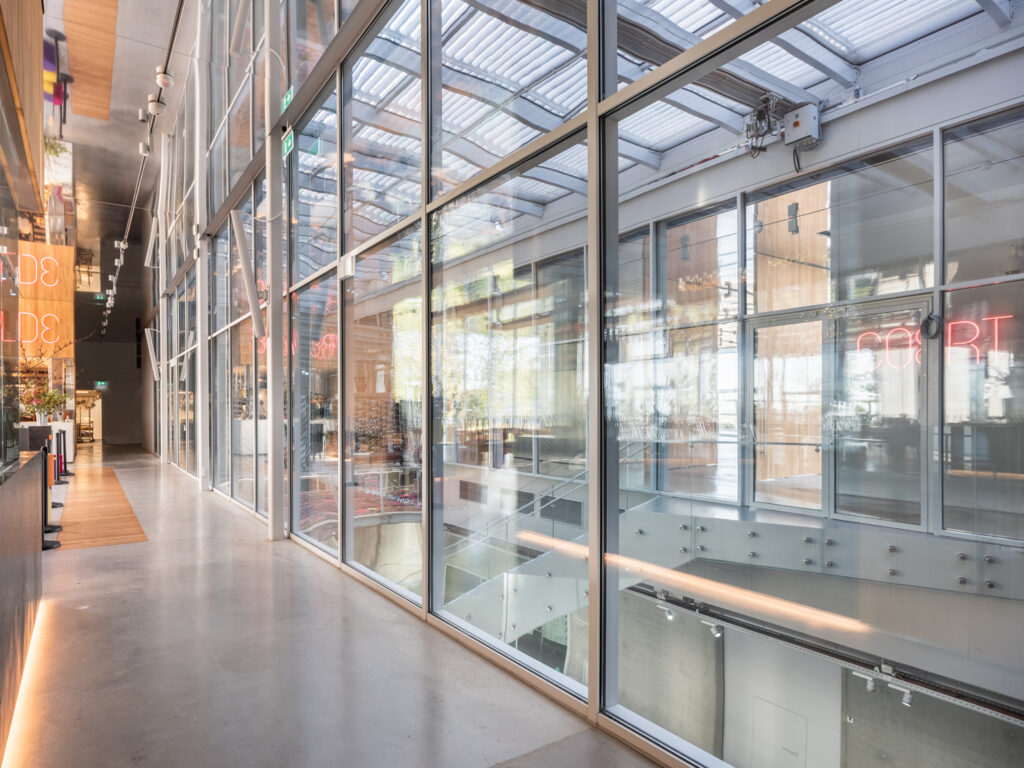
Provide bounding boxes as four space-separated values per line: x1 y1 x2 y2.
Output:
1 601 50 768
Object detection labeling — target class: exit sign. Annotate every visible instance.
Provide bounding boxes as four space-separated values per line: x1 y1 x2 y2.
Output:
281 85 294 112
282 129 294 158
95 380 108 388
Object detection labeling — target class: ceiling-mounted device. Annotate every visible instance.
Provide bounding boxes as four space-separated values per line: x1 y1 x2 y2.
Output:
147 93 166 116
155 65 174 89
783 104 821 150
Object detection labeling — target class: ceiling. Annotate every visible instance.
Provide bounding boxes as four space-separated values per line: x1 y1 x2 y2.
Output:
42 0 197 341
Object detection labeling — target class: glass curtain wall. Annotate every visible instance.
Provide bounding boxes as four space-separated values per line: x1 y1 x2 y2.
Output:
180 0 1024 766
169 264 198 476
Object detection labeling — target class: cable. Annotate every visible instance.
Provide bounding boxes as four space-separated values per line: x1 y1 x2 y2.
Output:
793 148 801 174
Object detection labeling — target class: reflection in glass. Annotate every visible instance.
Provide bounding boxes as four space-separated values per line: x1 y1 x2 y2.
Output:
228 80 252 188
230 194 254 321
944 283 1024 540
431 138 588 690
945 107 1024 284
343 226 422 597
291 84 338 284
257 309 268 516
291 272 339 551
753 319 822 510
231 317 256 507
213 331 230 493
343 0 421 252
835 306 923 524
212 228 230 331
290 0 336 89
431 0 587 195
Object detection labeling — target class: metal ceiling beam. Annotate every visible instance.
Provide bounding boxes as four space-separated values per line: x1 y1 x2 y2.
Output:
975 0 1013 25
705 0 858 86
616 0 818 105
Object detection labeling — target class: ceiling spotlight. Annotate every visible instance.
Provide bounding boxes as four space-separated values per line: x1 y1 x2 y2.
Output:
138 108 148 123
700 619 724 639
139 142 150 157
656 604 675 621
852 672 875 692
155 65 174 89
902 691 913 707
147 93 166 116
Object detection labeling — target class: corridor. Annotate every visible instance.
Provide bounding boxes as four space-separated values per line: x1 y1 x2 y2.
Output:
3 448 656 768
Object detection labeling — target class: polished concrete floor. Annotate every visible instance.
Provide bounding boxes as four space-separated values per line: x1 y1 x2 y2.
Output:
4 446 659 768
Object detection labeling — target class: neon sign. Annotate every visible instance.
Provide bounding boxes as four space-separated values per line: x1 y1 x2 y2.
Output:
0 311 61 345
17 253 61 287
856 315 1013 370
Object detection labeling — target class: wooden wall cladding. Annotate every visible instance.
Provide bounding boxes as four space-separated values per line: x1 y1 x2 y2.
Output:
0 0 44 210
64 0 119 121
13 242 76 363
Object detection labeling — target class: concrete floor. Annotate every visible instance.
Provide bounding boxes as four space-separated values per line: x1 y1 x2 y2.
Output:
4 446 659 768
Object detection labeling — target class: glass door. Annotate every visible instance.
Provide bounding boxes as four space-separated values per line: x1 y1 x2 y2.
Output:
750 315 825 512
833 300 929 527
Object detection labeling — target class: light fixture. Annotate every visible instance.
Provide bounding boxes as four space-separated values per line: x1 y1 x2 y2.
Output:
852 671 876 692
656 603 675 621
155 65 174 89
888 683 913 708
139 142 150 157
147 93 166 116
700 619 724 639
138 108 148 123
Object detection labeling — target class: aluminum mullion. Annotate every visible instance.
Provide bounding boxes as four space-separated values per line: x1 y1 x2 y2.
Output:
736 192 750 511
928 126 945 537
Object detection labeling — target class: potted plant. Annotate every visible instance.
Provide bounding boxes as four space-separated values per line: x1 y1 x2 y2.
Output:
21 385 67 424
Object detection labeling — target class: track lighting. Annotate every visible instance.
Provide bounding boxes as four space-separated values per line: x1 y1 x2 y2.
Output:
852 672 876 692
147 93 166 116
155 65 174 89
656 604 674 621
138 108 148 123
887 683 913 708
700 619 724 639
139 142 150 157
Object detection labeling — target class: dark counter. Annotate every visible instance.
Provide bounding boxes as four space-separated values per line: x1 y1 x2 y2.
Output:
0 451 42 759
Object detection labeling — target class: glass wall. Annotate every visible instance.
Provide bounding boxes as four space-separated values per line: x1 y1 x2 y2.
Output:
164 1 1024 766
343 225 423 597
430 137 589 690
290 271 339 551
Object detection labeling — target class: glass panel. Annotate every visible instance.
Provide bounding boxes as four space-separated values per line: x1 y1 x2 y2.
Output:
835 306 923 524
209 0 228 143
231 318 256 507
228 0 252 98
945 107 1024 284
177 358 187 468
230 193 254 321
343 225 423 597
343 0 421 252
944 283 1024 540
186 351 197 476
256 308 269 517
291 84 339 284
212 228 230 331
228 80 252 189
748 141 933 312
185 268 197 349
210 126 228 213
213 332 231 493
176 283 187 354
430 0 587 196
753 319 822 510
254 170 269 300
290 0 336 89
431 137 588 691
290 272 339 552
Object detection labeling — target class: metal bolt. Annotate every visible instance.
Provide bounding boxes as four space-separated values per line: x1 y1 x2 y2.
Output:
957 552 967 561
803 558 812 565
825 560 834 568
679 524 688 531
634 529 643 535
696 525 705 533
984 555 995 564
888 569 897 577
499 594 504 600
696 545 705 552
583 590 588 597
747 551 756 559
985 580 995 589
956 576 967 585
747 530 756 538
825 538 834 546
679 547 687 554
546 605 552 612
803 536 812 544
888 545 897 553
545 572 552 579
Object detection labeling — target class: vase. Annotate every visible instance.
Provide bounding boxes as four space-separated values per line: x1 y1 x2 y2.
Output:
35 411 48 425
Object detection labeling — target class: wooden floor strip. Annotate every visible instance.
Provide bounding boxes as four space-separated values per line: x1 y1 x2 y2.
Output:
57 467 147 550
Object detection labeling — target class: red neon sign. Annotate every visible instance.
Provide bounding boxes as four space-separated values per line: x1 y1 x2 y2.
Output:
856 315 1013 369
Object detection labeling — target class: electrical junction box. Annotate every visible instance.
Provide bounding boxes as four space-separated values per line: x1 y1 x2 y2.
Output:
783 103 820 147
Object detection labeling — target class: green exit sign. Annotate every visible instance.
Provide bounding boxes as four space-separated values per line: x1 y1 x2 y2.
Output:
281 85 294 112
95 380 108 388
282 129 294 158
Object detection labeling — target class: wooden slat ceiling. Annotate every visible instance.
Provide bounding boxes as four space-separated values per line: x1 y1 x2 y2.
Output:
64 0 119 121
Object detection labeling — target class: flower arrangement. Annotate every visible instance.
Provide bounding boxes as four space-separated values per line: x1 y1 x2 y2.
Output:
21 385 67 420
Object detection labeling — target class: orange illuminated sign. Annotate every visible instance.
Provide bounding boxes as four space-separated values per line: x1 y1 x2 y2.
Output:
0 243 76 363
